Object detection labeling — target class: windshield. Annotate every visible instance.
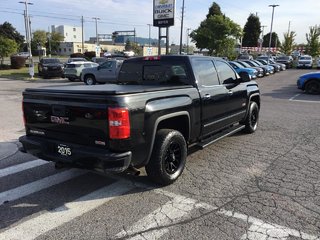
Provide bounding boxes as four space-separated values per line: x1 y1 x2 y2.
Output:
299 56 311 60
43 59 60 64
118 61 190 85
278 56 289 60
65 64 81 68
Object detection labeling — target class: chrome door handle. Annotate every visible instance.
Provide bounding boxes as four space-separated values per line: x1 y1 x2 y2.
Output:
203 94 211 100
228 90 233 95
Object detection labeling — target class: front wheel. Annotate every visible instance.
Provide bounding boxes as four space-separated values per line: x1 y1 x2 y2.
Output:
146 129 187 185
84 75 96 85
242 101 259 133
305 80 320 94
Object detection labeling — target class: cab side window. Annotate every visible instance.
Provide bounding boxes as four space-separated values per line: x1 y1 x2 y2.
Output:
192 60 219 86
100 61 112 69
215 61 237 84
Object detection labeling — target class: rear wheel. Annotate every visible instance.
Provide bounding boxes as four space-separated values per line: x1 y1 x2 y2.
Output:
84 75 96 85
305 80 320 94
146 129 187 185
242 102 259 133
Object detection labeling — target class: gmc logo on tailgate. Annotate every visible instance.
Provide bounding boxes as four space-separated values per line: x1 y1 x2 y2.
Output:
50 116 70 125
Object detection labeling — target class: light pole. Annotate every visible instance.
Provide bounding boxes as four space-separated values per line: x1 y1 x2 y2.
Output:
92 17 100 57
268 4 279 63
179 0 185 54
19 0 34 78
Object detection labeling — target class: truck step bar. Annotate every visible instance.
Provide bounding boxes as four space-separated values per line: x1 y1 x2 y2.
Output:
197 124 245 149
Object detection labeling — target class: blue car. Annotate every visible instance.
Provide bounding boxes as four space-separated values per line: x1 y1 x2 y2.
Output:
228 61 258 79
297 72 320 94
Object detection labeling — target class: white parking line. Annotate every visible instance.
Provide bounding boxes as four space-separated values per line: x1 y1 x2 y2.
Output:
115 194 213 240
0 169 85 205
290 93 320 103
112 179 319 240
0 180 133 240
0 159 47 178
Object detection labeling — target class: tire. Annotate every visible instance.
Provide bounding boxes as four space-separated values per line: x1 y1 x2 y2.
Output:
84 75 96 85
243 101 259 133
146 129 187 185
305 80 320 94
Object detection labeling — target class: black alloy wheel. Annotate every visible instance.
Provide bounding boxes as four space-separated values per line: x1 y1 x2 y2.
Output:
146 129 187 185
305 80 320 94
242 101 259 133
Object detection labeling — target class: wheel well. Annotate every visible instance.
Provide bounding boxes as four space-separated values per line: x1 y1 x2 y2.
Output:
250 95 260 109
304 78 319 88
84 74 95 79
157 115 189 142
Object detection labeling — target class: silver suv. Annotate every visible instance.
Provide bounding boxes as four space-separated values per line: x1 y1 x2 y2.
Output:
81 59 124 85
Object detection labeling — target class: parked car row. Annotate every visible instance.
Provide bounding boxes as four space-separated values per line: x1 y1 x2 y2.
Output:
229 57 286 81
36 57 125 83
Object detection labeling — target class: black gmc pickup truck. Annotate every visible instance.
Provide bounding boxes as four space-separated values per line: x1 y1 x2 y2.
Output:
20 55 260 185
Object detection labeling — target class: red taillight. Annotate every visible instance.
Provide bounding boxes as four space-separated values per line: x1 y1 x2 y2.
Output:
108 108 130 139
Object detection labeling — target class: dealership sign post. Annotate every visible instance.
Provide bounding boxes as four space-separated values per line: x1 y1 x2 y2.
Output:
153 0 175 55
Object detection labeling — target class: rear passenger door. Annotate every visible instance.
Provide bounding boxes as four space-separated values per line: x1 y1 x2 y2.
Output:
192 59 231 137
215 60 247 123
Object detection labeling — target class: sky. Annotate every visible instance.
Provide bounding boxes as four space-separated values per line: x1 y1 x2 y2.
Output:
0 0 319 46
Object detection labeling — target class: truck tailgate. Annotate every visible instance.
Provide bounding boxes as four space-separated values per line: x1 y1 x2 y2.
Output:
23 90 112 148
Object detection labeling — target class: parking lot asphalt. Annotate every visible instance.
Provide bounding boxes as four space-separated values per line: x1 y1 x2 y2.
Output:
0 70 320 239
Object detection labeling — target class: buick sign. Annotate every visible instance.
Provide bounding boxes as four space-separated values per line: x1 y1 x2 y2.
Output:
153 0 175 27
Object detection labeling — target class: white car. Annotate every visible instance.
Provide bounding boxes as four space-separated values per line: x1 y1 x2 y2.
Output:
16 52 31 59
63 61 99 81
297 55 313 69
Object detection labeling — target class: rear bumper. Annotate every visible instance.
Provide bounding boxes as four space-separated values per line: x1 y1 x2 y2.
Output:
19 135 132 173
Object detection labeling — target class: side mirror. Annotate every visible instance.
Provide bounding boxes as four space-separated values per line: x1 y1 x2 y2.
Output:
239 72 251 82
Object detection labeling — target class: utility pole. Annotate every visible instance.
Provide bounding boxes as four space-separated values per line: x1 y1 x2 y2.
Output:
92 17 100 56
260 25 267 51
81 16 84 53
287 21 291 35
268 4 279 64
19 0 34 79
179 0 185 54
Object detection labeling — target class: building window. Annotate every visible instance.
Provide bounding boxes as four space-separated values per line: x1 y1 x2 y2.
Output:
69 48 71 52
59 48 61 52
78 49 82 53
66 33 68 36
74 35 76 39
64 48 66 52
73 28 76 32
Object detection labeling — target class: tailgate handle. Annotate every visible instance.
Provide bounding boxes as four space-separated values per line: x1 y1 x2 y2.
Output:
52 105 67 116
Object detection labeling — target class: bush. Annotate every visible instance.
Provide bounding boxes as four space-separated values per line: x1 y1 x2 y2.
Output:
84 51 96 59
10 56 26 69
70 53 85 58
0 64 11 70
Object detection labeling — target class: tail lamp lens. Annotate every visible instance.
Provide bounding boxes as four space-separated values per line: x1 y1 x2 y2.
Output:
108 108 130 139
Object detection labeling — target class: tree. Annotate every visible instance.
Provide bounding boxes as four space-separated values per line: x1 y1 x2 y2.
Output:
31 30 47 54
190 3 242 58
262 32 280 48
0 22 24 48
0 37 18 65
242 14 261 47
48 31 64 54
305 25 320 57
124 39 142 56
206 2 222 18
280 31 296 55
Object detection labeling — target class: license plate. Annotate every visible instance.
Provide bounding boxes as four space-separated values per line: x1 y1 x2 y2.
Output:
57 144 72 156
